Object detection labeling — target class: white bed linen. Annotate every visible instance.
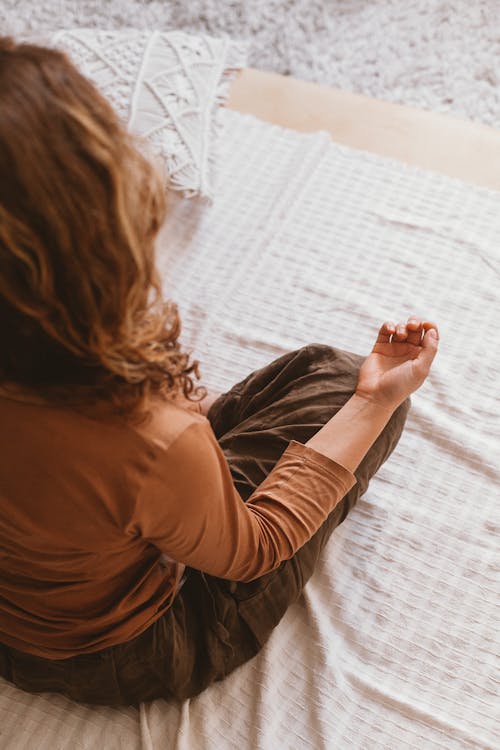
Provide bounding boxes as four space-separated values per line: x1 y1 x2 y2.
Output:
0 107 498 750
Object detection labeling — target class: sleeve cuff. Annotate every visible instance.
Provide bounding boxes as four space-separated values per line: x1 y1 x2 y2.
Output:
283 439 358 494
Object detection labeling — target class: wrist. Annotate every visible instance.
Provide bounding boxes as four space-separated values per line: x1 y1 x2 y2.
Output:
351 391 399 417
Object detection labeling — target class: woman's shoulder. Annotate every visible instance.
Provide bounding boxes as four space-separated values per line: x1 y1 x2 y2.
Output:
130 394 210 455
0 382 211 458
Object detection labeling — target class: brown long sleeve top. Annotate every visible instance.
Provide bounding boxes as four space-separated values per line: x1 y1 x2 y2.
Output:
0 390 357 659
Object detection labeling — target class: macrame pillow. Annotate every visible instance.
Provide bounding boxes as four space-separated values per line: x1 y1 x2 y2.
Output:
22 29 249 202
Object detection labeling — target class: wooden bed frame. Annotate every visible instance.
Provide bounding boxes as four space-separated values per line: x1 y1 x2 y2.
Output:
226 69 500 192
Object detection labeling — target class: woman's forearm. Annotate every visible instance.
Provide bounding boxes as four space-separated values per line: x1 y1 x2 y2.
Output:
305 393 397 474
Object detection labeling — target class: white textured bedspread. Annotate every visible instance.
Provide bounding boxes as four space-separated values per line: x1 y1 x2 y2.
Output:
1 108 499 750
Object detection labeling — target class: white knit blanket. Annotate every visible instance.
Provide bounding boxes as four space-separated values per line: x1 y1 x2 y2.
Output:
1 108 499 750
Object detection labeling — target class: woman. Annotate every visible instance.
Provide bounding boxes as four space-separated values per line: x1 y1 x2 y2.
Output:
0 36 439 707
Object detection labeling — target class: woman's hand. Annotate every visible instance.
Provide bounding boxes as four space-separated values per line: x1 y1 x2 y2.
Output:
355 316 439 410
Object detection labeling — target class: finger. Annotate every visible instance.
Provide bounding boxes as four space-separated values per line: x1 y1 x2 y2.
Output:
376 321 396 343
414 326 439 375
393 321 409 340
406 316 423 345
422 320 439 337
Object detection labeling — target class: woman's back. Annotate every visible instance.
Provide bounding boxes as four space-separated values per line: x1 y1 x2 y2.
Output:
0 393 200 659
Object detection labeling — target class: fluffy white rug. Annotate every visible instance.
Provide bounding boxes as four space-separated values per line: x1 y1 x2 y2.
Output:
1 0 499 128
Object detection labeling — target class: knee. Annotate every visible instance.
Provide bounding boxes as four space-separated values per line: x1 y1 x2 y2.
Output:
303 343 365 388
304 342 365 367
304 342 335 356
296 342 333 364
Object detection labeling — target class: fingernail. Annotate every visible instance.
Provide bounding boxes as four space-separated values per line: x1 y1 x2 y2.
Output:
429 329 438 339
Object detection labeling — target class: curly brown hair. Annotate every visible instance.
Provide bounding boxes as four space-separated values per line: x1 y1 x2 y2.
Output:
0 36 207 426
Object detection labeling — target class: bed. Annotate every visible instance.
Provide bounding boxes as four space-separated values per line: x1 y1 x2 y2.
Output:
1 65 499 750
